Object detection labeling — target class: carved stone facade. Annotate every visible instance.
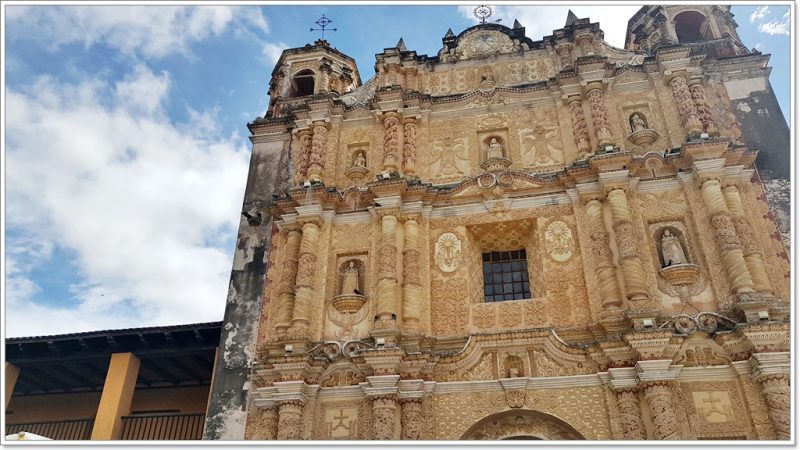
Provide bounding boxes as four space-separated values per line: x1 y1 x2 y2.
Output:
231 7 790 442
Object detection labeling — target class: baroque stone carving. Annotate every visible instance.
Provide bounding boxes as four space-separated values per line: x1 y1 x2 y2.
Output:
544 220 574 263
435 232 461 273
615 390 646 440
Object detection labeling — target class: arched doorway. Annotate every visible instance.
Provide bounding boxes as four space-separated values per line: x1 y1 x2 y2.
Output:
460 409 585 440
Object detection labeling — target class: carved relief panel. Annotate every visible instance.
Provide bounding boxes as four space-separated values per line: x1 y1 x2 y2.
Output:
429 136 471 182
676 382 753 439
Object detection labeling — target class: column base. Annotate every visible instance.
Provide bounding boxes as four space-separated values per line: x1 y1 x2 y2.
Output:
732 292 778 323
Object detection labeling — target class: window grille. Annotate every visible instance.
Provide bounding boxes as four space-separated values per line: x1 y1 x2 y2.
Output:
482 249 530 302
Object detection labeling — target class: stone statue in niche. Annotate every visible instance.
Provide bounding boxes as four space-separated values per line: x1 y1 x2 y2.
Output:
352 151 366 168
341 261 361 295
630 112 648 132
487 137 504 159
660 229 688 267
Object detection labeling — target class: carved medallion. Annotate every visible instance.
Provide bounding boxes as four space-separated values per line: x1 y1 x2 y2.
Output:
544 220 574 263
435 232 462 273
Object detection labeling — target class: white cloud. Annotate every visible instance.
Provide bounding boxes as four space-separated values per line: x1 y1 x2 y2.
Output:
5 65 251 337
457 5 643 48
754 42 764 52
759 18 790 36
262 41 289 65
750 6 770 23
5 5 268 59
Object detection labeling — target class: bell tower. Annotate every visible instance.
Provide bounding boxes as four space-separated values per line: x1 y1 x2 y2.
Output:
266 39 361 118
625 6 748 57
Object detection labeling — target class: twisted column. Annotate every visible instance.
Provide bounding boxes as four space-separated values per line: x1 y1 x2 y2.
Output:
291 220 320 332
401 218 421 331
688 78 718 135
274 229 302 334
615 389 646 440
400 398 424 440
567 96 591 157
642 382 680 440
585 82 613 147
376 214 399 322
758 374 790 439
402 118 417 176
318 62 331 94
700 178 754 293
306 123 328 182
372 396 398 440
607 189 650 303
723 184 773 294
584 197 624 313
382 113 402 172
294 130 312 183
668 73 703 135
276 401 304 440
556 44 573 71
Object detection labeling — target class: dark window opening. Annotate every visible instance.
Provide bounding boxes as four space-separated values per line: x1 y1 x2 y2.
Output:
482 249 530 302
289 70 315 97
674 11 711 43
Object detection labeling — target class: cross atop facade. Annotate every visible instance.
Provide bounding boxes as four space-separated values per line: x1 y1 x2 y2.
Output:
310 14 338 40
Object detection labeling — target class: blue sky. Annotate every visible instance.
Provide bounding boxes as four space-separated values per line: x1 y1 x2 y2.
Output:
2 4 792 337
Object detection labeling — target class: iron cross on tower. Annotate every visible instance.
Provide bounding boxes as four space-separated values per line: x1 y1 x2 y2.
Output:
473 5 502 24
310 14 337 40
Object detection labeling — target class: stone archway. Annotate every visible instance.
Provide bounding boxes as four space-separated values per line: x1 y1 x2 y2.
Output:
460 409 585 440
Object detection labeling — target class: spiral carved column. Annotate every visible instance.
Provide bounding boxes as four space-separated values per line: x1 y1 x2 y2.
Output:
585 82 613 147
274 229 302 334
402 118 417 176
372 396 398 440
400 398 424 440
607 189 650 303
584 197 624 314
700 178 754 293
567 96 592 157
291 220 320 332
382 113 402 172
643 382 680 440
376 214 399 322
276 401 304 440
306 123 329 182
294 130 312 183
688 78 718 135
758 374 790 439
615 389 647 440
401 218 421 331
723 184 773 294
668 73 703 135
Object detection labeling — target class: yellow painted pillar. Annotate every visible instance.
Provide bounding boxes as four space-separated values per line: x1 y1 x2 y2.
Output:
5 362 20 409
91 352 140 440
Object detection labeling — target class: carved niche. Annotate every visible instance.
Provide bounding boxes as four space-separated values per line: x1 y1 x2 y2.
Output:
435 232 462 273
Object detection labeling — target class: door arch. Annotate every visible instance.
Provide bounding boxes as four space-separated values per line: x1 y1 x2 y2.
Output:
460 409 585 440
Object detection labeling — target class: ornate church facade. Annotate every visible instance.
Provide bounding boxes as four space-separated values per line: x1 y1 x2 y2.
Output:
203 6 790 441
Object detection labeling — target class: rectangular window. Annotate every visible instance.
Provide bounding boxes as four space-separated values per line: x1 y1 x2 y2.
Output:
482 249 530 302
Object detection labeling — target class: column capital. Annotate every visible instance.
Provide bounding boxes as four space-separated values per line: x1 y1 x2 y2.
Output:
750 352 790 380
635 359 682 383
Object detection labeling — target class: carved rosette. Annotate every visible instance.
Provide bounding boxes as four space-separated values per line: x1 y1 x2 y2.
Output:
586 84 613 146
382 114 401 172
568 97 591 156
758 374 790 439
643 382 680 440
275 229 302 332
615 390 646 440
668 74 703 134
294 131 312 182
400 399 424 440
307 124 329 181
372 396 397 440
402 118 417 176
291 221 320 331
277 401 304 440
688 79 718 135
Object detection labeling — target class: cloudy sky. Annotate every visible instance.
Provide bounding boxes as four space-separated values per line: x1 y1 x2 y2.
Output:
3 4 791 338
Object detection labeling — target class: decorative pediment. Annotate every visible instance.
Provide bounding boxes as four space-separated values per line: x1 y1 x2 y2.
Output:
438 25 530 63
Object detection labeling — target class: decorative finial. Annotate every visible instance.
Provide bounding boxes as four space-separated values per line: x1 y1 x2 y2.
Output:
310 14 337 40
473 5 502 24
